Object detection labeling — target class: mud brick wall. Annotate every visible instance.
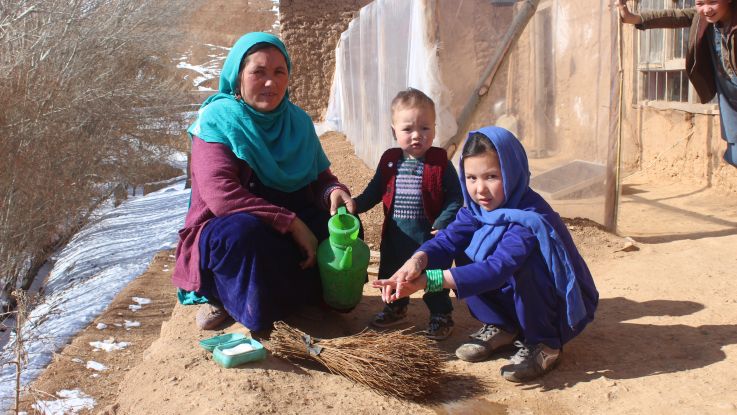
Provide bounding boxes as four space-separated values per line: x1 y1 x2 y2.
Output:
280 0 372 120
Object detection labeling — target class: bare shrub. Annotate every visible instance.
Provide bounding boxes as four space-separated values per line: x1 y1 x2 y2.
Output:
0 0 200 309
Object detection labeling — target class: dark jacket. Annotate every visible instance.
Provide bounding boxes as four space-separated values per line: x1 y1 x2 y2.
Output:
637 7 737 103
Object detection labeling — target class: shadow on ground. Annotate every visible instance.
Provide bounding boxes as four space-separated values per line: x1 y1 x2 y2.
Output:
510 297 737 390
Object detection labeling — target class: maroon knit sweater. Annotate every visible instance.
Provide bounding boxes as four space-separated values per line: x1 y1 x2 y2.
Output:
172 136 347 292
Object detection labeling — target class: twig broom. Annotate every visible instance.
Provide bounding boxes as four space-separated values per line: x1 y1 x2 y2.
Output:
270 321 450 400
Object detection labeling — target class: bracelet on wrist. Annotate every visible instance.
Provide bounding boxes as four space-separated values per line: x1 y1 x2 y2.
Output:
424 269 444 293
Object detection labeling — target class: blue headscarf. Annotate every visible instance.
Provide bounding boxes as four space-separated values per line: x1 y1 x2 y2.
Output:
460 126 589 328
188 32 330 192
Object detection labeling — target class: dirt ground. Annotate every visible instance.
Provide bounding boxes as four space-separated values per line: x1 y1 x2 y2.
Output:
19 131 737 415
16 0 737 412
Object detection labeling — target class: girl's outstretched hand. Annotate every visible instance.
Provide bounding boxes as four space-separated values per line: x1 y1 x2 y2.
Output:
371 252 429 303
391 252 428 283
373 274 427 303
616 0 642 24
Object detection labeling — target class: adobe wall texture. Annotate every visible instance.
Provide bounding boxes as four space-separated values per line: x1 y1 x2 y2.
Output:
279 0 372 120
279 0 735 191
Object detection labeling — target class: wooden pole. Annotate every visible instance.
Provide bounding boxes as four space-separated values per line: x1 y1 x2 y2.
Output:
605 2 624 232
444 0 541 159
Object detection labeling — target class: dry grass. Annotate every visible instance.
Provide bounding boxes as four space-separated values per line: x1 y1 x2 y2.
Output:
0 0 200 310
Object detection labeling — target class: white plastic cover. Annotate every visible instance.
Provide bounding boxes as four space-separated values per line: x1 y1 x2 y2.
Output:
326 0 618 226
325 0 458 168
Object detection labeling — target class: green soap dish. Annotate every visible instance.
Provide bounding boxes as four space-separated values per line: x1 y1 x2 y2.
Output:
213 338 267 368
199 333 248 352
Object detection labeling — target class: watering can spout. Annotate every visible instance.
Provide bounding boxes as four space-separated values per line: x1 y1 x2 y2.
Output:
339 246 353 270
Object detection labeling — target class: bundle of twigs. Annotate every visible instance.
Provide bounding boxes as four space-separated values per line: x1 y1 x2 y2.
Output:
270 321 449 400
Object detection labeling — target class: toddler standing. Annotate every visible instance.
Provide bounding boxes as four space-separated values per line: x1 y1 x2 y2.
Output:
353 88 463 340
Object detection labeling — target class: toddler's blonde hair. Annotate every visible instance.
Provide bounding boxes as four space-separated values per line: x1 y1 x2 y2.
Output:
390 87 436 120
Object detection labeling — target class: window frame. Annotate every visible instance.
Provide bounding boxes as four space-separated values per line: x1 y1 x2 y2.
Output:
633 0 719 112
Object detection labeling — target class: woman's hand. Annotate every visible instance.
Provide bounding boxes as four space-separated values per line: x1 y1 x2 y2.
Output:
616 0 642 24
288 217 318 269
373 274 427 303
329 188 356 215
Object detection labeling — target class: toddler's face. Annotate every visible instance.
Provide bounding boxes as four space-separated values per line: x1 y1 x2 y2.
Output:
463 150 505 212
391 104 436 159
695 0 732 25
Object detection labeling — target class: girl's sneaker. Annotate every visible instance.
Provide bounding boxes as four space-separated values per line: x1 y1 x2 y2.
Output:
423 313 454 340
370 305 408 328
500 341 560 382
454 324 518 362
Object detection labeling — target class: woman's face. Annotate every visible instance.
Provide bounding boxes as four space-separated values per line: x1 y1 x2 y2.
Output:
463 150 505 212
238 46 289 112
695 0 733 25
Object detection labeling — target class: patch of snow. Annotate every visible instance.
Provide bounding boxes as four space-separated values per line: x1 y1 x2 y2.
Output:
124 320 140 330
0 178 187 413
96 323 107 330
132 297 151 305
89 338 130 352
85 361 107 372
31 389 95 415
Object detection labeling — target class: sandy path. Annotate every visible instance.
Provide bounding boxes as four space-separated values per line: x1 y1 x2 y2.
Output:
14 0 737 408
19 132 735 414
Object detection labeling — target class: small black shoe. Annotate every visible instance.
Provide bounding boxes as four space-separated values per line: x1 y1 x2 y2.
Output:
423 313 454 340
370 305 408 328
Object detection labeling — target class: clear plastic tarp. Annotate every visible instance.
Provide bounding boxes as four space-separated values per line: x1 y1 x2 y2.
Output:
326 0 619 227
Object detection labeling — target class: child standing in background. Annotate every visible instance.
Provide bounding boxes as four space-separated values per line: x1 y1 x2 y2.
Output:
617 0 737 167
352 88 463 340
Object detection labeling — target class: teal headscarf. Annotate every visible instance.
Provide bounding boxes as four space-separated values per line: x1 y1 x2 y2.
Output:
188 32 330 192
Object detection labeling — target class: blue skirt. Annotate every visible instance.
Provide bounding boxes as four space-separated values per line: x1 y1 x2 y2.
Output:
196 207 330 331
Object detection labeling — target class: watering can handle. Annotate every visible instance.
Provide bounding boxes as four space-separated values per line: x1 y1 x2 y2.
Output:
337 206 347 216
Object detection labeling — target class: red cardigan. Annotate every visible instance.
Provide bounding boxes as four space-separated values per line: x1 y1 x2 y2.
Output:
378 146 448 237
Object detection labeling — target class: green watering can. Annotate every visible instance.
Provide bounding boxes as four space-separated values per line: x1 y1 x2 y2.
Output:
317 206 369 311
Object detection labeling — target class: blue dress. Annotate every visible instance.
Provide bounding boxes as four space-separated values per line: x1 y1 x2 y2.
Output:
195 174 330 331
417 126 598 349
420 194 599 349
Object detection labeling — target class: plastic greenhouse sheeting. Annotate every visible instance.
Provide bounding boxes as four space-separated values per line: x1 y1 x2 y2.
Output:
326 0 620 227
